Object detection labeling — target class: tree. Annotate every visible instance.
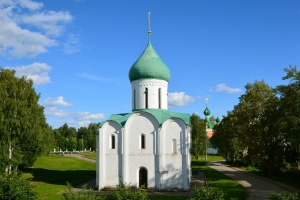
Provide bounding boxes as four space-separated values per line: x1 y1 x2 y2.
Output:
190 114 207 159
234 80 282 174
0 68 53 174
211 111 244 163
276 66 300 167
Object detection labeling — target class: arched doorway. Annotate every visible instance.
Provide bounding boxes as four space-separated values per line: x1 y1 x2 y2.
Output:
139 167 147 188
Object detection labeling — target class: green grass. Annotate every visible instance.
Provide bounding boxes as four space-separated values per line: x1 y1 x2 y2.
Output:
148 196 188 200
21 153 245 200
242 165 300 191
22 155 96 200
192 160 248 200
80 152 97 160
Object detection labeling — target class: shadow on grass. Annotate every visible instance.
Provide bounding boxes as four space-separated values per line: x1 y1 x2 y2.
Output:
22 168 95 187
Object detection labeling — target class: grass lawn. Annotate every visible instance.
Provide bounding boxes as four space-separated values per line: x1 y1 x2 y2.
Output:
242 165 300 191
22 155 96 200
192 159 247 200
21 153 246 200
80 152 97 160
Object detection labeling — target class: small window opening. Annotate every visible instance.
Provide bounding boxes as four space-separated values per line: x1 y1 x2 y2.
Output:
145 88 148 109
158 88 161 109
111 135 115 149
141 134 145 149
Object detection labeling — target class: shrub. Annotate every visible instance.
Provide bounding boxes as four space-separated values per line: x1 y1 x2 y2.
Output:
0 174 37 200
62 183 100 200
188 187 225 200
104 184 148 200
268 192 300 200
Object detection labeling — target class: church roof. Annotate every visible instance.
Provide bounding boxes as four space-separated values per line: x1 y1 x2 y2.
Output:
100 109 190 127
128 40 171 82
204 118 215 129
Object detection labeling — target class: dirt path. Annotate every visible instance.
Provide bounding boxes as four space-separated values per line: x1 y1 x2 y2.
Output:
208 161 295 200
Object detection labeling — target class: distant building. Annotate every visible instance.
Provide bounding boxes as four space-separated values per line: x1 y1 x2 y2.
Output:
96 20 191 190
203 99 220 154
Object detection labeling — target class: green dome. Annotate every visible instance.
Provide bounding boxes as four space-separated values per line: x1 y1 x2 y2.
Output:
129 40 170 82
216 116 221 123
204 107 211 116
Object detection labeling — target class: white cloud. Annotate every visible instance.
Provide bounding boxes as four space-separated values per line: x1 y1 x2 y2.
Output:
0 0 73 57
168 92 194 106
63 33 80 54
42 96 72 107
43 104 105 128
19 0 43 10
44 106 69 118
7 62 52 85
210 83 242 94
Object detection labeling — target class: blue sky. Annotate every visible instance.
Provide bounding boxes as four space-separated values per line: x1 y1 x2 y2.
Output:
1 0 300 128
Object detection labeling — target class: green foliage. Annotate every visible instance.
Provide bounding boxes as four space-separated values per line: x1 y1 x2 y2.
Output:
211 66 300 174
53 123 99 152
268 192 300 200
62 183 100 200
191 114 207 159
0 174 37 200
104 184 148 200
0 68 54 174
188 187 225 200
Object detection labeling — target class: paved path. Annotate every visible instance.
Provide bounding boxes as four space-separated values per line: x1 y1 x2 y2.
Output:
208 161 295 200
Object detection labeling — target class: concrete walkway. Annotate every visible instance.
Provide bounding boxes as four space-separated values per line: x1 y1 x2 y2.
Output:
208 161 296 200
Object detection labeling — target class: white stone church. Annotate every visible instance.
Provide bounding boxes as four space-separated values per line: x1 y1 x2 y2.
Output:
96 30 191 190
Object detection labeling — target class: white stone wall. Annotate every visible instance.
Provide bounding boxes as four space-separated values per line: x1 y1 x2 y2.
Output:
160 119 190 189
124 112 159 188
96 112 191 190
131 79 168 110
97 121 122 189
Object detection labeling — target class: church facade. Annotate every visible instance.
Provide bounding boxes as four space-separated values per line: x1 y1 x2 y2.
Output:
96 35 191 190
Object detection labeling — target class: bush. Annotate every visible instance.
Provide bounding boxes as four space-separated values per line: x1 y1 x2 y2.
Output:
268 192 300 200
62 183 100 200
0 174 37 200
188 187 225 200
104 184 148 200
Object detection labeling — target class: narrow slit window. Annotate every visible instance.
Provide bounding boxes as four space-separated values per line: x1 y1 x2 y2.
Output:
141 134 145 149
145 88 148 109
111 135 115 149
158 88 161 109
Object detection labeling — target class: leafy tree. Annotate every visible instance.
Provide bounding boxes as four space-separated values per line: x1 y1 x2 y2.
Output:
211 111 244 163
191 114 207 159
276 66 300 167
0 69 53 174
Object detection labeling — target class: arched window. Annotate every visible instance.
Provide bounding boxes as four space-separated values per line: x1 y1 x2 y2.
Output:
111 135 115 149
172 139 177 154
141 134 145 149
158 88 161 109
145 88 148 109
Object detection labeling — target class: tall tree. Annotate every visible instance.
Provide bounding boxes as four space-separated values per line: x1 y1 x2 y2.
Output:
233 80 281 174
0 69 53 174
211 111 244 163
277 66 300 167
190 114 207 159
